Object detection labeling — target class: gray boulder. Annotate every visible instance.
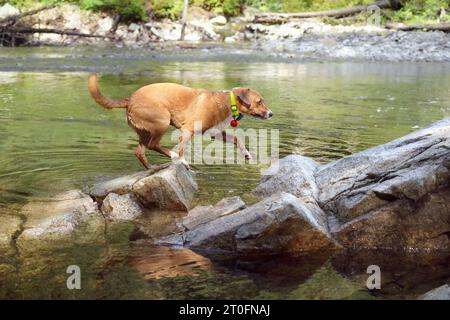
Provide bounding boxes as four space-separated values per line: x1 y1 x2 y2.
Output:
88 162 197 211
87 164 169 199
132 163 197 211
316 117 450 223
418 284 450 300
316 117 450 250
159 192 336 253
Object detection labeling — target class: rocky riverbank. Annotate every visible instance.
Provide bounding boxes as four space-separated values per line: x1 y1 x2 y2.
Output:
1 3 449 62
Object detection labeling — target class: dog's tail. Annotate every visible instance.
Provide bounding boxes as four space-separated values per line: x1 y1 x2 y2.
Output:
88 74 129 109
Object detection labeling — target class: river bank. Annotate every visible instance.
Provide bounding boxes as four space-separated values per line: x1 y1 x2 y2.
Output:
1 3 449 62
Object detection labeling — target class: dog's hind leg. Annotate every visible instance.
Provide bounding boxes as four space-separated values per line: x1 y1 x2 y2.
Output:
135 142 150 169
177 129 193 166
129 105 171 168
148 134 176 159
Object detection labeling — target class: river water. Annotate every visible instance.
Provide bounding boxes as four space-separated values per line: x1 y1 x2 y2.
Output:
0 46 449 299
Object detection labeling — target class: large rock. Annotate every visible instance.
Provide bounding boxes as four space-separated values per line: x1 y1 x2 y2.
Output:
316 117 450 223
17 190 104 247
132 163 197 211
158 192 336 253
418 284 450 300
88 165 168 199
315 117 450 250
88 163 197 211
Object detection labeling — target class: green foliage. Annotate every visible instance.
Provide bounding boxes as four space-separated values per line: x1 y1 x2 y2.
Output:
6 0 147 21
5 0 71 9
390 0 450 23
284 0 373 12
192 0 241 16
4 0 450 22
244 0 281 12
243 0 373 12
245 0 450 23
80 0 146 21
150 0 184 19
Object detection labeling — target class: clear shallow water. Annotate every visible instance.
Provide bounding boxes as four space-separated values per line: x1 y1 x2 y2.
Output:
0 47 450 299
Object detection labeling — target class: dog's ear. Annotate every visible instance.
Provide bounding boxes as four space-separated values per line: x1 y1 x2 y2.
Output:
234 88 251 107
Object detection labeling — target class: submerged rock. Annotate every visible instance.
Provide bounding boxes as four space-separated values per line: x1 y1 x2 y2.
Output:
128 242 212 280
331 249 450 299
8 162 197 253
418 284 450 300
0 215 22 256
288 262 374 300
17 190 104 247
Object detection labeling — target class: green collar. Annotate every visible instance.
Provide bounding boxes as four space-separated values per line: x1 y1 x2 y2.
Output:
230 90 242 121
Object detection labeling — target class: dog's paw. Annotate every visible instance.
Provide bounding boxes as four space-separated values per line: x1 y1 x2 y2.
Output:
170 151 179 159
179 158 190 169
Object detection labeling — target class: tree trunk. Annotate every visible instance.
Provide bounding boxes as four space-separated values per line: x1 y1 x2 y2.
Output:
253 0 396 24
385 22 450 32
180 0 189 40
1 27 114 38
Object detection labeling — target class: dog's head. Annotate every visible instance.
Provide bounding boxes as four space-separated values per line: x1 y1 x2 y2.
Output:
233 87 273 120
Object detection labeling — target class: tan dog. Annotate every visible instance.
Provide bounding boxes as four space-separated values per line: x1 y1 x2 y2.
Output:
88 74 273 168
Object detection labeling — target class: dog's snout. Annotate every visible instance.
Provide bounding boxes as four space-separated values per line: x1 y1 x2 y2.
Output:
268 111 273 118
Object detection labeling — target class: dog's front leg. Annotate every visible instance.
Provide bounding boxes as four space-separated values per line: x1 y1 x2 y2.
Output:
221 131 252 160
178 129 193 166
